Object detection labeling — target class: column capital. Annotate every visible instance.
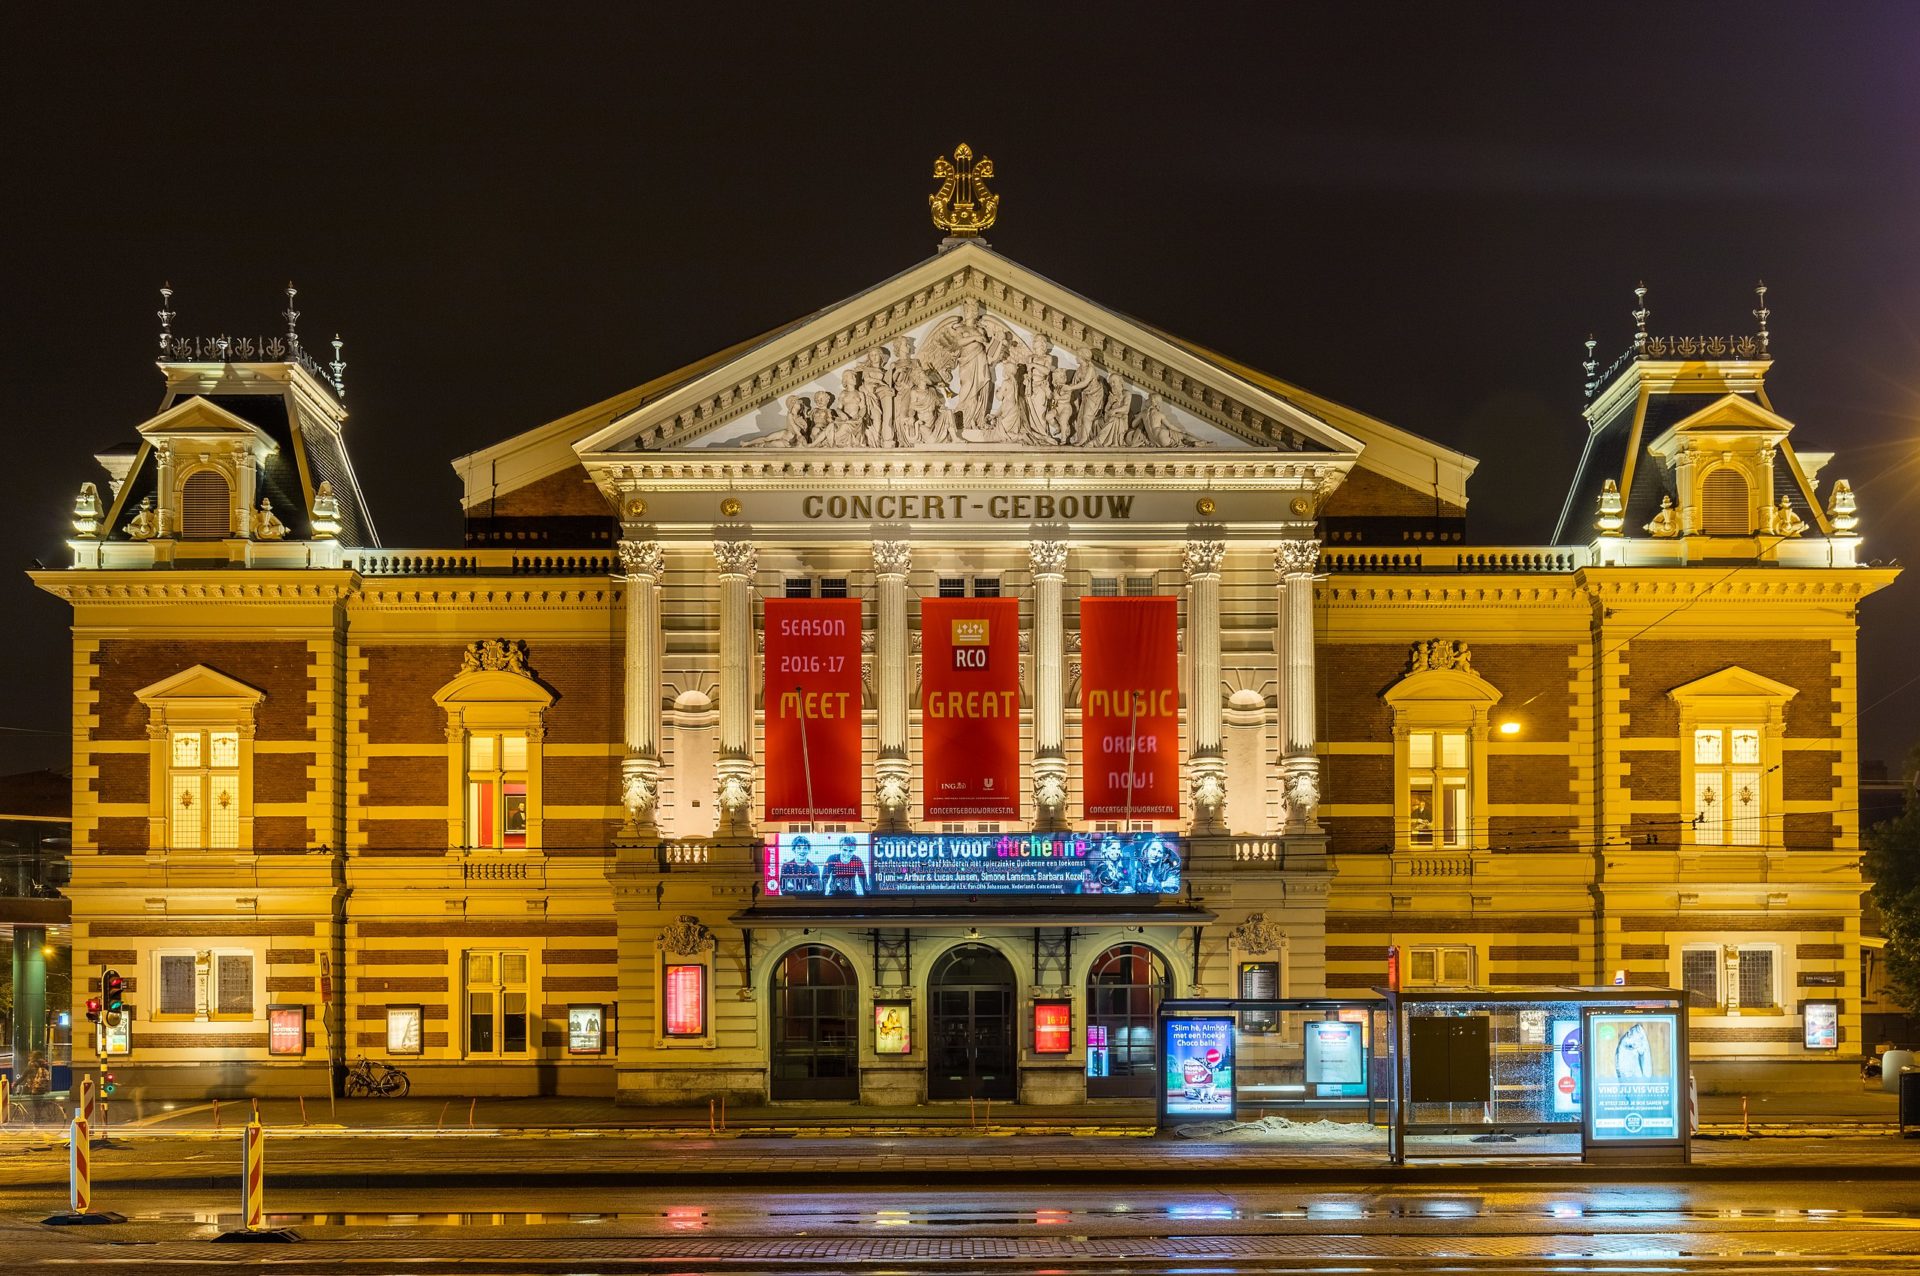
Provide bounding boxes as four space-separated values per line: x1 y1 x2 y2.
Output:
871 538 912 577
1274 538 1322 578
1182 537 1226 580
713 537 758 580
616 538 666 583
1028 538 1069 579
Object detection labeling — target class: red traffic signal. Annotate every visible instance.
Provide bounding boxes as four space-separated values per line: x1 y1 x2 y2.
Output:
85 997 101 1025
102 969 127 1014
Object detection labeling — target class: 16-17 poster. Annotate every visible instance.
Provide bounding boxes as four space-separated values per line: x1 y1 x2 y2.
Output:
1081 596 1180 819
921 596 1020 820
1586 1012 1679 1142
763 598 863 823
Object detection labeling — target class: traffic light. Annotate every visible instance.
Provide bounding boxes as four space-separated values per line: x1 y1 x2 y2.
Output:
101 1071 117 1096
85 996 101 1026
102 969 126 1022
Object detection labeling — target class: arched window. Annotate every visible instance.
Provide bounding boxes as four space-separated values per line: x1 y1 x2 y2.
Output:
1700 468 1750 536
179 469 233 539
1086 943 1169 1098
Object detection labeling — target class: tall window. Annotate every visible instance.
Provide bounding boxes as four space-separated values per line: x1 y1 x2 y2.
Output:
214 953 254 1016
169 728 241 849
466 733 528 848
1693 726 1762 846
1700 468 1750 535
1736 948 1777 1012
1406 945 1474 987
179 469 232 539
1681 947 1721 1009
466 950 529 1056
1407 730 1469 849
158 953 198 1015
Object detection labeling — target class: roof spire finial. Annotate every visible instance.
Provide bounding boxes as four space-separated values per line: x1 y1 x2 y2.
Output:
283 282 301 351
157 282 176 357
328 333 347 400
1632 282 1650 353
1582 334 1599 398
1752 279 1771 357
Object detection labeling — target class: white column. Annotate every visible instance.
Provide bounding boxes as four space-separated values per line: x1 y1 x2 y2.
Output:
1184 535 1227 833
714 535 758 834
1029 537 1069 830
873 538 912 830
618 538 666 833
1275 539 1322 831
236 452 258 538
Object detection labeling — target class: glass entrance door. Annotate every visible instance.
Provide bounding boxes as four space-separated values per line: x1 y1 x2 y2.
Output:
1085 943 1168 1098
927 944 1017 1101
770 945 859 1101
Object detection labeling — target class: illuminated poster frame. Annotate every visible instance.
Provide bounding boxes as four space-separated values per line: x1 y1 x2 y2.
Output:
1033 1000 1072 1054
386 1005 423 1056
762 831 1182 897
1550 1018 1582 1117
1161 1017 1235 1120
267 1004 307 1056
1802 1001 1839 1050
568 1004 606 1055
663 964 707 1038
1581 1008 1685 1151
1303 1018 1366 1097
874 1001 912 1055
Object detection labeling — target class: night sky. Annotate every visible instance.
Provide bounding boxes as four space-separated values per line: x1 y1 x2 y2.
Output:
4 5 1916 774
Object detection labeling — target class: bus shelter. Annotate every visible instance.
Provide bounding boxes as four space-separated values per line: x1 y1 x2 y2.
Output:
1385 986 1691 1165
1155 997 1392 1137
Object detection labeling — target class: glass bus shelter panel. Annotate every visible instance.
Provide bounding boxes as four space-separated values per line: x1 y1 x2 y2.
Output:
1233 1006 1384 1117
1400 998 1587 1131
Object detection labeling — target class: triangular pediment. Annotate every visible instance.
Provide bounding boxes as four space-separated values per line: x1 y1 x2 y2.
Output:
134 396 279 453
1651 394 1795 449
135 664 267 707
1667 665 1799 704
573 242 1363 461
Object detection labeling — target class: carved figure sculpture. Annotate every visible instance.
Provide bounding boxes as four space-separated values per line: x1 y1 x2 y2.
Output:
1139 395 1199 447
748 395 813 447
311 480 342 539
73 482 103 537
252 497 287 540
1070 354 1108 445
1021 334 1057 441
123 495 159 540
1645 493 1680 537
1095 387 1135 447
927 299 1009 436
1283 768 1320 825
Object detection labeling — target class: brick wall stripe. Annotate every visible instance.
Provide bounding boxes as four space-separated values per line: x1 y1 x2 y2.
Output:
544 949 619 966
358 949 451 966
357 921 617 938
356 976 449 993
88 920 317 938
266 949 315 965
1328 915 1583 935
1618 916 1843 933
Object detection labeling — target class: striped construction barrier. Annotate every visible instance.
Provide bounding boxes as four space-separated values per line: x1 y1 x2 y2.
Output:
41 1116 123 1225
213 1116 300 1243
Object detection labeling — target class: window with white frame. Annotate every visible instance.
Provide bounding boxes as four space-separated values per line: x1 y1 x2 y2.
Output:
1407 730 1470 849
157 953 198 1016
1736 946 1778 1012
466 950 530 1056
169 728 242 850
1406 945 1475 987
465 732 529 849
213 952 254 1017
1680 946 1721 1009
1692 726 1763 846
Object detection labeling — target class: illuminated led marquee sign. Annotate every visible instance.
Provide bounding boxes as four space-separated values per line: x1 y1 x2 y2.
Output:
762 831 1182 897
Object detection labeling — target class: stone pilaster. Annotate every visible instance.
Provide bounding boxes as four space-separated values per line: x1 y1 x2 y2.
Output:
617 538 667 835
236 451 258 538
1184 534 1227 833
713 535 758 833
1029 537 1069 830
1275 539 1322 831
872 537 912 830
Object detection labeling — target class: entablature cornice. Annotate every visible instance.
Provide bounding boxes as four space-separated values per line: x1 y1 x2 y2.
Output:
586 453 1351 492
31 570 358 604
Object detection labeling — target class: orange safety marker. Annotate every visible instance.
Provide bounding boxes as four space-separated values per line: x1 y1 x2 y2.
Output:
1 1074 9 1125
42 1116 123 1225
213 1116 299 1243
468 1097 476 1128
299 1096 310 1127
213 1098 222 1132
80 1075 96 1128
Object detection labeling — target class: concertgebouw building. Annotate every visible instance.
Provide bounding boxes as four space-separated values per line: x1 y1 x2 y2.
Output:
35 150 1897 1104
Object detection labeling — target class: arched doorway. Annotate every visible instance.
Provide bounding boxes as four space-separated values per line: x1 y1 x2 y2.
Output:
1085 943 1170 1098
928 943 1017 1101
769 944 859 1100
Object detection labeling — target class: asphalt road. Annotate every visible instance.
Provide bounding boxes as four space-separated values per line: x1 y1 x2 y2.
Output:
3 1178 1918 1273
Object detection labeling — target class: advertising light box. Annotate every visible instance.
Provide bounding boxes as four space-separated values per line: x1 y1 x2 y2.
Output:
875 1002 911 1055
762 832 1181 897
1304 1019 1365 1096
1585 1011 1681 1143
664 964 706 1037
1550 1019 1582 1117
267 1005 306 1056
1034 1001 1072 1054
1803 1002 1838 1050
568 1005 605 1055
1163 1017 1235 1119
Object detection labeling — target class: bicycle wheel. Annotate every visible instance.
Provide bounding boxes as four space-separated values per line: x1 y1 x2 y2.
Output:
376 1068 410 1098
344 1074 368 1098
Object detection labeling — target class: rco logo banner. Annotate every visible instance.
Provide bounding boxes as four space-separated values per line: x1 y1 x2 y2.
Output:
921 596 1020 819
763 597 863 822
761 832 1182 896
1079 595 1180 819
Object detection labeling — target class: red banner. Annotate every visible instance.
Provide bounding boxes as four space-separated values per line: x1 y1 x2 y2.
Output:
920 596 1021 821
763 597 863 823
1080 595 1180 819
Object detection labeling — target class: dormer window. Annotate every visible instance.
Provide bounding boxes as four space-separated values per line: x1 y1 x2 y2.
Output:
1699 467 1750 535
180 468 234 539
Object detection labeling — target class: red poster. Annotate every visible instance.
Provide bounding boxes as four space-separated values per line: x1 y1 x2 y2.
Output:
663 964 705 1036
1080 596 1180 819
921 596 1021 821
1034 1001 1072 1054
763 597 863 822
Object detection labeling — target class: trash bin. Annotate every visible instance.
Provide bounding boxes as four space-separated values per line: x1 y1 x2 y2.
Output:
1902 1069 1920 1134
1885 1049 1916 1094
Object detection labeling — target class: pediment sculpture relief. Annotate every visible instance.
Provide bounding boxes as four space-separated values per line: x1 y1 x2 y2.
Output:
746 299 1202 450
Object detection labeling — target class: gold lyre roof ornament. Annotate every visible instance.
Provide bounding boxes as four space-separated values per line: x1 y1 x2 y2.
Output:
929 143 998 238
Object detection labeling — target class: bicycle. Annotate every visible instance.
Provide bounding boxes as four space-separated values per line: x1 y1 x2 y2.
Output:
343 1056 411 1098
